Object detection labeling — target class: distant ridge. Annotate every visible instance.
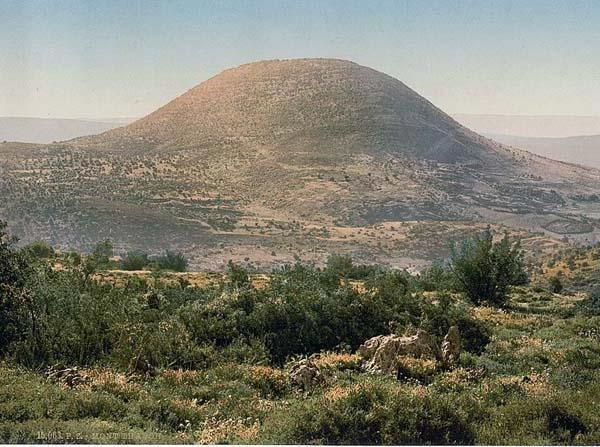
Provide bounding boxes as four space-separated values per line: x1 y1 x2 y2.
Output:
453 113 600 138
0 117 135 144
487 133 600 169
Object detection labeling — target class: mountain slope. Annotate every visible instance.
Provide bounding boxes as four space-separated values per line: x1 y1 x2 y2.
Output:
78 59 506 165
1 59 600 269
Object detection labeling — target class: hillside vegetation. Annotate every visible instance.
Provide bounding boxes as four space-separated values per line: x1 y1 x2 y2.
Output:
1 221 599 444
2 59 600 269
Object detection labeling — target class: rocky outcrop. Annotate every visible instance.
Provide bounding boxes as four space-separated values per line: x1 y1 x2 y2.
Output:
441 325 461 366
358 327 462 374
45 365 90 388
289 359 323 389
358 330 441 373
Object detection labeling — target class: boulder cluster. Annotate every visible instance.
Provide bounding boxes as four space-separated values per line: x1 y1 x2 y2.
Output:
288 358 323 389
287 326 461 389
358 326 461 374
44 365 90 388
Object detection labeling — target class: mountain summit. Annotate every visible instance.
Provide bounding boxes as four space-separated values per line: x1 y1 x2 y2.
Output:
81 59 502 164
2 59 600 268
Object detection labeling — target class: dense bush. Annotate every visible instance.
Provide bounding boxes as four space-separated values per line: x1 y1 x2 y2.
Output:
450 229 528 306
2 239 489 368
89 240 114 267
2 222 600 444
577 286 600 315
324 254 381 280
0 221 35 357
419 293 491 354
12 268 136 366
179 263 420 364
549 275 564 294
260 380 475 444
120 251 150 271
156 250 188 272
226 260 251 288
22 240 55 259
417 262 456 292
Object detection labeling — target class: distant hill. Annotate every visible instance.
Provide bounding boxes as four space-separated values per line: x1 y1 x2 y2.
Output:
453 114 600 138
77 58 507 166
0 117 135 144
487 133 600 169
1 59 600 269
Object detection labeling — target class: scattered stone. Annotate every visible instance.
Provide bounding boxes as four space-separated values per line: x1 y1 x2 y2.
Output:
129 354 157 376
45 365 90 388
441 325 461 367
289 359 323 389
359 330 441 373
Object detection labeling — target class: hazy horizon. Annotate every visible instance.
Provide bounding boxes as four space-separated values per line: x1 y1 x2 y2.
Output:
4 113 600 145
2 0 600 120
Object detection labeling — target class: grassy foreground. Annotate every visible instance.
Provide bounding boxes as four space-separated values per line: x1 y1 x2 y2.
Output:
1 231 600 444
2 290 600 444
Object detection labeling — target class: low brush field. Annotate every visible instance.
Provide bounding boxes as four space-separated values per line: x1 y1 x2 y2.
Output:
1 240 600 444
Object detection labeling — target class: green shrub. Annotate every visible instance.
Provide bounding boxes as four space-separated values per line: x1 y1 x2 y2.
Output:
11 269 135 366
476 392 593 444
577 287 600 315
549 275 564 294
226 260 250 288
120 251 149 271
418 262 456 291
89 240 114 267
179 264 419 363
324 254 381 280
546 405 588 443
325 254 354 278
260 380 475 444
450 229 528 307
156 250 188 272
419 293 491 354
22 241 54 259
0 221 35 357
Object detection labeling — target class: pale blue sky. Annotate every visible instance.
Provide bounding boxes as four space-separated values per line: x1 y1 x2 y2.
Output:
1 0 600 119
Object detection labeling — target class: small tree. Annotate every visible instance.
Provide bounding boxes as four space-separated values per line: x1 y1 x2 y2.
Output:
82 240 114 282
91 240 114 267
23 240 55 259
121 251 149 271
449 229 527 307
156 250 188 272
577 286 600 315
418 262 455 292
549 275 564 294
0 221 36 355
325 255 354 278
227 260 250 289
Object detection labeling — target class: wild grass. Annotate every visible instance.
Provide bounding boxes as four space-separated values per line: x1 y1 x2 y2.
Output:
2 227 600 443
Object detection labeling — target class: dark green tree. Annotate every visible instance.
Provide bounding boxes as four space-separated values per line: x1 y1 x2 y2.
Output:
549 275 564 294
227 260 250 289
449 229 528 307
0 221 36 355
121 251 149 271
91 240 114 266
156 250 188 272
83 240 115 282
23 240 54 259
325 254 354 278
